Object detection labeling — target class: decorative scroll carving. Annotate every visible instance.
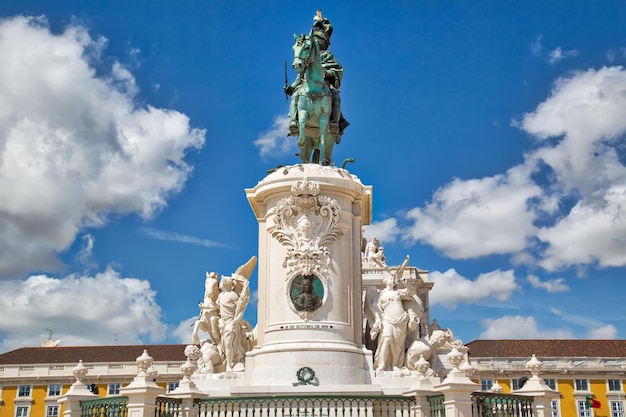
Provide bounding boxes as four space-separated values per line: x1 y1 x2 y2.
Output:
268 178 343 282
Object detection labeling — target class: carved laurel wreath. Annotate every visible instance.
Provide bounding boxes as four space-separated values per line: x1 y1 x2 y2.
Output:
267 178 343 283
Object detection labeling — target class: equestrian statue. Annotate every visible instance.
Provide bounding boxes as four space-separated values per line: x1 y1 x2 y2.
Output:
285 10 349 166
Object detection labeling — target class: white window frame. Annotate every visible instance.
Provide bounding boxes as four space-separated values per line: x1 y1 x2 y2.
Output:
108 382 121 395
47 384 62 397
550 399 561 417
575 379 589 392
577 400 592 417
15 406 29 417
511 378 521 390
608 379 622 392
544 378 557 390
17 385 31 398
610 400 625 417
480 379 493 391
46 405 59 417
167 382 179 393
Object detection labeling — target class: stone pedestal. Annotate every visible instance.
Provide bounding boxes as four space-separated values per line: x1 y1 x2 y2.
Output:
244 164 373 387
57 360 98 417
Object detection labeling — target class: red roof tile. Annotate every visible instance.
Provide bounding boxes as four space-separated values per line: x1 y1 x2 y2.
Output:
0 344 187 365
466 340 626 358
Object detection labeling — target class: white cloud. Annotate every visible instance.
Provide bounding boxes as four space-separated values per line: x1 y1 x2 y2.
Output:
521 67 626 193
0 268 167 351
76 234 97 271
521 66 626 270
254 114 293 158
537 186 626 270
172 317 197 344
403 164 542 259
363 218 401 244
0 16 205 278
548 47 578 64
429 268 519 308
141 227 230 248
480 316 574 339
587 324 617 339
527 274 569 292
385 67 626 273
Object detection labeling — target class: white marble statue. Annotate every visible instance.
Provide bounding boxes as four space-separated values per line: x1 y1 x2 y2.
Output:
363 236 387 267
192 272 221 345
191 256 257 373
405 329 448 371
365 256 424 372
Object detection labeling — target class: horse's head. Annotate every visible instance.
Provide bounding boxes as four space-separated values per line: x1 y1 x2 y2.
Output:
292 33 314 74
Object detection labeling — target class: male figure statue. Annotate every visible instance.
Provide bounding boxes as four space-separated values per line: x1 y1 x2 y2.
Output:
285 10 349 136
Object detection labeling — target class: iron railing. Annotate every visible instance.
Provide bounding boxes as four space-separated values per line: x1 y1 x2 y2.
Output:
194 395 415 417
471 391 533 417
156 396 183 417
427 394 445 417
80 396 128 417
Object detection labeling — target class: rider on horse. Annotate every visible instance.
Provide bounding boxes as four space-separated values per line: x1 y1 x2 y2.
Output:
285 11 349 137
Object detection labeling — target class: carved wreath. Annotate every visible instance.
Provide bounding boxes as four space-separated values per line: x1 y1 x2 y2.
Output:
267 178 343 282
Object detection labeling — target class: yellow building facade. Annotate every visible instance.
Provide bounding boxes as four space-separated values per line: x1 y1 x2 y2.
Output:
1 340 624 417
467 340 626 417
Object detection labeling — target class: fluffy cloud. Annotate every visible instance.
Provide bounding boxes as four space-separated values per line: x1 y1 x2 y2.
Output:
480 316 574 339
172 317 197 344
527 275 569 292
429 269 519 308
587 324 617 339
522 67 626 194
522 67 626 270
0 268 167 351
387 67 626 272
0 16 205 278
403 164 542 259
363 218 401 244
254 114 293 158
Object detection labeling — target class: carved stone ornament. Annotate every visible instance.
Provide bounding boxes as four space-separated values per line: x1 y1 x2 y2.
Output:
268 178 343 283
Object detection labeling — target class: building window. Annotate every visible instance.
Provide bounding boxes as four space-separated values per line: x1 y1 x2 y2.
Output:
15 407 29 417
575 379 589 391
481 379 493 391
46 406 59 417
167 382 179 393
511 378 521 390
108 383 121 395
48 384 62 396
577 400 591 417
611 401 625 417
18 385 31 397
608 379 622 392
545 379 557 390
551 399 560 417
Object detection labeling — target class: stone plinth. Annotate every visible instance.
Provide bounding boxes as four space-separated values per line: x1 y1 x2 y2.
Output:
244 164 372 386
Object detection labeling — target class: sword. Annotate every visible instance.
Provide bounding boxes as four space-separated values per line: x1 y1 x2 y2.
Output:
284 60 289 101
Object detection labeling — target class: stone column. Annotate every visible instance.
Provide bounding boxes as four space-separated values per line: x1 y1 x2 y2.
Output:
57 360 98 417
244 164 373 387
434 348 479 417
514 355 561 417
119 350 165 417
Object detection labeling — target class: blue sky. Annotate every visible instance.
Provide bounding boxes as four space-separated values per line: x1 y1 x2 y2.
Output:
0 1 625 352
